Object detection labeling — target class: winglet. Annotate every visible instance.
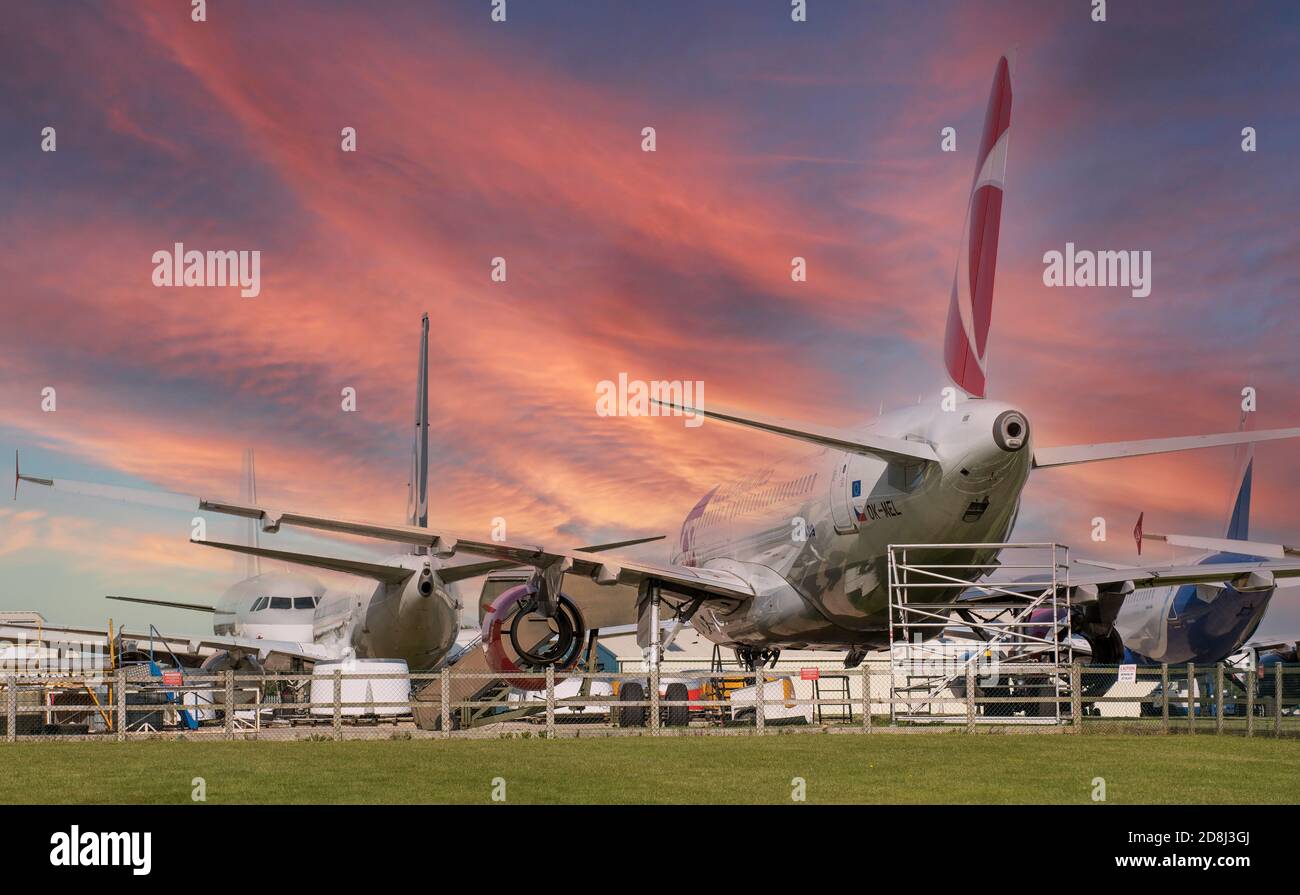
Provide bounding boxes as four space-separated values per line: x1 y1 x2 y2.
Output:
1133 512 1144 555
13 450 53 497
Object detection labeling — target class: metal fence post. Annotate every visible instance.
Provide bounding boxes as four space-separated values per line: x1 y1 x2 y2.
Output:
331 669 342 741
224 670 235 739
1070 663 1082 732
115 668 127 742
649 665 661 736
1246 666 1255 737
1160 663 1169 734
439 667 450 739
965 665 975 732
6 674 17 743
545 665 556 738
1186 663 1195 734
1275 662 1284 737
754 669 764 735
860 664 871 733
1215 664 1224 735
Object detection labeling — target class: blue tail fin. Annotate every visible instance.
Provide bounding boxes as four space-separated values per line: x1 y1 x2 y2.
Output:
1224 457 1252 540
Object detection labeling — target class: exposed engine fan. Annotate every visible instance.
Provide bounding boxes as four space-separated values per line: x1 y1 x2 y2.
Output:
481 583 585 690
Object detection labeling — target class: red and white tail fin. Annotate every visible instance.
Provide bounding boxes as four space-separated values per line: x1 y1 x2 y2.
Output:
944 56 1013 398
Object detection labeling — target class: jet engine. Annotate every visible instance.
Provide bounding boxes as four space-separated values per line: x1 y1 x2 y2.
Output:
200 650 267 676
481 583 585 690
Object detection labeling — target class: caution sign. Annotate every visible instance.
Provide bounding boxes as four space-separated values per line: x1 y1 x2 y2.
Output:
800 667 820 681
1117 664 1137 684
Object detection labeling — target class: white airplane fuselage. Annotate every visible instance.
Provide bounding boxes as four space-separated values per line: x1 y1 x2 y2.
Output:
673 399 1032 651
331 556 462 671
208 560 460 671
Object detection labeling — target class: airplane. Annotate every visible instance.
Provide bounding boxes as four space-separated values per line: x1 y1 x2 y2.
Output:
1117 443 1300 665
15 316 658 677
19 57 1300 681
104 448 334 658
948 417 1300 671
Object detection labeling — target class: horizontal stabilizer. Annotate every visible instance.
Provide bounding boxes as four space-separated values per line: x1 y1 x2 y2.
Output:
1142 532 1299 560
1033 427 1300 469
651 400 938 464
106 595 216 613
192 539 414 584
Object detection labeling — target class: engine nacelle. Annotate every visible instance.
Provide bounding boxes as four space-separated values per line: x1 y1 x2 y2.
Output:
482 584 585 690
200 650 266 676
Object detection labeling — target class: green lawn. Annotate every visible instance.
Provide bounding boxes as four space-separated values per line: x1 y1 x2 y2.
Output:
3 733 1298 804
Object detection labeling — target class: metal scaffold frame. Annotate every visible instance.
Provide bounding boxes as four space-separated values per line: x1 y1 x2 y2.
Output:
886 542 1073 724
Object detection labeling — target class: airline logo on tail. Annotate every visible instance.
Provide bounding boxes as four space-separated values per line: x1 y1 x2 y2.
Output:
944 56 1012 398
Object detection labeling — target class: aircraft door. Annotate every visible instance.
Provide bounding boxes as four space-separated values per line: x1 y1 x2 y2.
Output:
830 460 858 534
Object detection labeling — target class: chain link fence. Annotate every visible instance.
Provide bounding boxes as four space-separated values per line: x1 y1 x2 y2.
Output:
3 661 1298 741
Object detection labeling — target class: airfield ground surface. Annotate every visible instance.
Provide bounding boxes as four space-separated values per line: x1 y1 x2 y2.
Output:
3 734 1298 804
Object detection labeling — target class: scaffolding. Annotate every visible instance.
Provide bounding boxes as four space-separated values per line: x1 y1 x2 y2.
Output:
886 542 1073 724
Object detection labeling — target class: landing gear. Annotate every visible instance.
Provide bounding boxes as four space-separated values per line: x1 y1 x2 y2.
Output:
617 682 647 728
734 647 781 672
663 682 690 727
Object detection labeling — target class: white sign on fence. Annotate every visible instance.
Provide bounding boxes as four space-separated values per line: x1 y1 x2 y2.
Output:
1117 664 1137 684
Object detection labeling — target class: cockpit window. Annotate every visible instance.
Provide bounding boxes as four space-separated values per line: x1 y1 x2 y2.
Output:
269 597 292 610
293 597 317 610
251 597 269 612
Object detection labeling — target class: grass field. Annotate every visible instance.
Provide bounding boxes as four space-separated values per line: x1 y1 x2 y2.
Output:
3 733 1298 804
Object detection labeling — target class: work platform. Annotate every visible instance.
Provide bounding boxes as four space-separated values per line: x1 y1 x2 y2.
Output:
887 542 1074 724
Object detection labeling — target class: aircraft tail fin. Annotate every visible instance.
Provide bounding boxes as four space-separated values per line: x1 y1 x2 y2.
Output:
239 447 260 577
406 314 431 547
1224 403 1254 540
943 55 1012 399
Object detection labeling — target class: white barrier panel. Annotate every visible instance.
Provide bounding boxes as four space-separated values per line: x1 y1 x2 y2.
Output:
310 659 411 717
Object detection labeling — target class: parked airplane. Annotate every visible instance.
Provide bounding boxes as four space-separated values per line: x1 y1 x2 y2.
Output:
104 448 334 656
16 316 657 674
20 58 1300 677
1118 446 1300 665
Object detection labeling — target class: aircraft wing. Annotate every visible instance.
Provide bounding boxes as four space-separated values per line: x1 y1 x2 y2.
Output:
649 400 940 465
12 462 740 619
107 595 216 612
1140 531 1300 559
1033 427 1300 468
193 539 416 584
191 534 667 587
1242 637 1297 652
189 498 755 614
960 558 1300 603
0 621 334 666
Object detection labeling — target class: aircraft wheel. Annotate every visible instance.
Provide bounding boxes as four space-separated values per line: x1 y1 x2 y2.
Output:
663 683 690 727
618 682 647 728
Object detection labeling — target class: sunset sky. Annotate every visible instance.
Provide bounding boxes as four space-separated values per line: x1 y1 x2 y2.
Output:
2 0 1298 637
